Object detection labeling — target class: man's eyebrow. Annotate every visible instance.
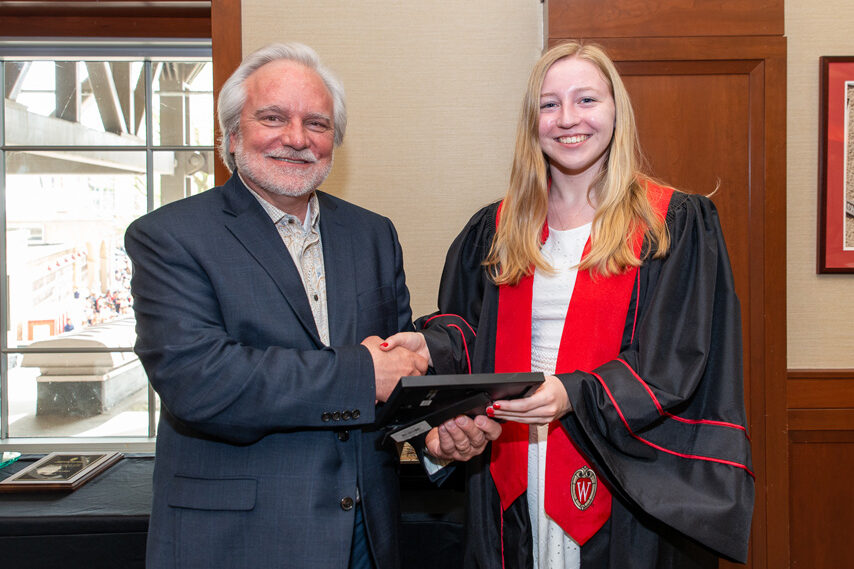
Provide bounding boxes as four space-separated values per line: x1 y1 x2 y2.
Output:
253 105 287 116
304 112 332 123
253 106 330 123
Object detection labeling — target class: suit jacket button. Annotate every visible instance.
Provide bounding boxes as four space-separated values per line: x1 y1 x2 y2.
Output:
352 409 360 419
340 497 354 511
321 412 331 422
342 410 352 420
337 430 350 441
332 411 341 421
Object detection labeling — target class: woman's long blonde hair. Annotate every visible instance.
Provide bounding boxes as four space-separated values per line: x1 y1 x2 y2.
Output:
485 41 669 285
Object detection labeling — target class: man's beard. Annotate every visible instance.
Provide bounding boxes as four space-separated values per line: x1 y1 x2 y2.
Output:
233 142 333 197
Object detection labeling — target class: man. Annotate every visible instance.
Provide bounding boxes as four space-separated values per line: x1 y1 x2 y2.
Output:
126 43 493 569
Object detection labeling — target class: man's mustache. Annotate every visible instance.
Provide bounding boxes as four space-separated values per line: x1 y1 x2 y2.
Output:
266 148 318 163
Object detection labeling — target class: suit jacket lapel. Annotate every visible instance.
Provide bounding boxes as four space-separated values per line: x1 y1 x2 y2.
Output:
317 191 357 346
221 175 322 345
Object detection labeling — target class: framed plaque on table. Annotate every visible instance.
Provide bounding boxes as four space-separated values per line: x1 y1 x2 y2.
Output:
0 452 123 492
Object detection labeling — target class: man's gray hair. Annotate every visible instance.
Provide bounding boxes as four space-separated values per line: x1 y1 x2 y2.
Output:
217 42 347 172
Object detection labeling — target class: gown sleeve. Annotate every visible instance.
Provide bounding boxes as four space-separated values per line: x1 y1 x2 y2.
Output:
417 202 498 374
557 192 754 562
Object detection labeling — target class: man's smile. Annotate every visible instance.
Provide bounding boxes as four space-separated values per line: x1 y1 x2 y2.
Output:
270 156 312 164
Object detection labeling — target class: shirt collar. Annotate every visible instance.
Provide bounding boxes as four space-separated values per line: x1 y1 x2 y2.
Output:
241 174 320 233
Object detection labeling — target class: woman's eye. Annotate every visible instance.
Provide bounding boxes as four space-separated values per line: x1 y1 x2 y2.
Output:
540 102 558 110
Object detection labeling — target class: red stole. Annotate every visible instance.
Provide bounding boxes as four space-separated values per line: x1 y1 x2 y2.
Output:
490 183 672 546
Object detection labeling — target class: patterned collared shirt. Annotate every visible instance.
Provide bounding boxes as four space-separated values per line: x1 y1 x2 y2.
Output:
246 185 330 346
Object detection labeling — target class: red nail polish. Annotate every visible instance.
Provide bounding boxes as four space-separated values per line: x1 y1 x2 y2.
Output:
381 342 388 348
493 403 501 410
486 406 494 417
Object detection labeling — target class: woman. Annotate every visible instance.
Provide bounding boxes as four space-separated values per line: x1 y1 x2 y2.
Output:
383 41 754 568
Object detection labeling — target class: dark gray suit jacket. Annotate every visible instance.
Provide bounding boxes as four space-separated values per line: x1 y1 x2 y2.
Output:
125 174 412 569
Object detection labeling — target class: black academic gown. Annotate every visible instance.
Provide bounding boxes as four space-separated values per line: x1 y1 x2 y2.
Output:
419 189 754 569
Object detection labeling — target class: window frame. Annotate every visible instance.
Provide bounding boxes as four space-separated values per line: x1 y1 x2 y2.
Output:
1 38 213 452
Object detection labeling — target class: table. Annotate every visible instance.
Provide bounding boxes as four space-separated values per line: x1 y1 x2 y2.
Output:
0 454 465 568
0 454 151 568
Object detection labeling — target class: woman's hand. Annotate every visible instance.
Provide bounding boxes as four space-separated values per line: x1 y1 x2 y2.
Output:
379 331 432 367
490 374 572 424
425 414 503 461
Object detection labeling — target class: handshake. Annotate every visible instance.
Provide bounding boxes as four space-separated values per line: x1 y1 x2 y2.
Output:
360 332 431 402
361 331 502 462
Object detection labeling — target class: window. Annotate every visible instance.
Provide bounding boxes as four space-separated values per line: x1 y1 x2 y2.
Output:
1 40 214 448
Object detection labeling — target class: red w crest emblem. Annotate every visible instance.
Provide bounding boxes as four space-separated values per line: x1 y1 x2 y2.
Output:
570 466 597 511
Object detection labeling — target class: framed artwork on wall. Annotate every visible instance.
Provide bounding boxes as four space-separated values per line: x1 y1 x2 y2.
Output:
818 56 854 273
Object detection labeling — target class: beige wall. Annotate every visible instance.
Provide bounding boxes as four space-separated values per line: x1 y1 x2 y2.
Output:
787 0 854 368
239 3 854 369
242 0 543 317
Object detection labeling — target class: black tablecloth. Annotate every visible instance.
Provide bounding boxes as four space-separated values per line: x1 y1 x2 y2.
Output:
0 453 152 568
0 454 465 568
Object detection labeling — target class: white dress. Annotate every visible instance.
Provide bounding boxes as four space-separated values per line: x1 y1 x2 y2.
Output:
528 222 591 569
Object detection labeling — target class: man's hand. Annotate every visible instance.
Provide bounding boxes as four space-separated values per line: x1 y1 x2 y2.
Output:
425 414 502 462
490 374 571 424
361 335 428 402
